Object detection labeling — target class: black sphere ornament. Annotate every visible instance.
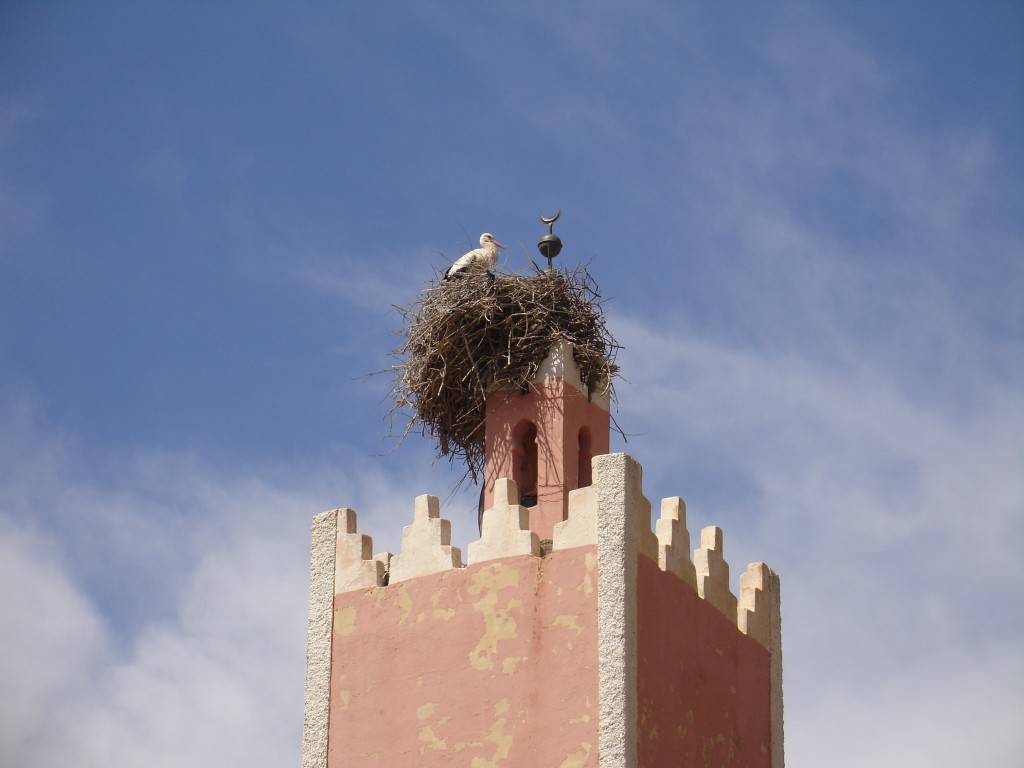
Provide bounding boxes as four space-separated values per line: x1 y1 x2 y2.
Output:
538 210 562 269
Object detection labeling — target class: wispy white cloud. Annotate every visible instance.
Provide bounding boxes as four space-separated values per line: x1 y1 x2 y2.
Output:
654 21 1023 411
616 293 1023 570
614 312 1024 764
790 642 1024 767
0 402 468 766
0 521 109 766
297 249 434 315
594 19 1024 757
0 503 305 767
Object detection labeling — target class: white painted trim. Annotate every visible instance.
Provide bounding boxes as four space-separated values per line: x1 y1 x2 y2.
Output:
468 478 541 563
389 495 463 582
535 339 611 411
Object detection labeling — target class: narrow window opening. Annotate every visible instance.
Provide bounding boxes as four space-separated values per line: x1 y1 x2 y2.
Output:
577 426 593 489
513 421 539 507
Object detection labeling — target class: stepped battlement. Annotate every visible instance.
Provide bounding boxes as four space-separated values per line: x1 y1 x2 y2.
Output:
305 451 783 767
304 245 784 766
317 453 778 646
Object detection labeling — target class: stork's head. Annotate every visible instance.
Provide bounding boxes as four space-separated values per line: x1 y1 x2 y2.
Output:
480 233 506 250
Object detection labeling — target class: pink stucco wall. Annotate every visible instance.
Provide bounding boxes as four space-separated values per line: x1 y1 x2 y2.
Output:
636 555 772 767
328 547 600 767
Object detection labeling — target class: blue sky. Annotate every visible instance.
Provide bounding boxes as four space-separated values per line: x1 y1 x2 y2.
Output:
1 2 1022 765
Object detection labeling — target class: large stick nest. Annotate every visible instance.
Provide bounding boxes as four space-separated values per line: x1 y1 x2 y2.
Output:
387 264 620 482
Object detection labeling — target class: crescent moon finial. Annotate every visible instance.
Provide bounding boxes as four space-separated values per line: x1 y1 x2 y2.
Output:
537 209 563 269
540 209 561 234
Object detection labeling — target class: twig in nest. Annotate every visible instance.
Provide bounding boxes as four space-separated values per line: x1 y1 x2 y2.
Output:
383 264 621 484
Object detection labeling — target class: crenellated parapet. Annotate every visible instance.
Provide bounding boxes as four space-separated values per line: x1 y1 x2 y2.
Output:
655 496 698 589
319 454 777 644
389 494 462 583
467 477 542 563
304 452 783 768
740 561 784 768
694 524 739 621
332 508 386 591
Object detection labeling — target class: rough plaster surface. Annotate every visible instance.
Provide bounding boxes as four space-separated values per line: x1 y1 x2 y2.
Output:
552 485 597 550
327 549 600 767
655 497 697 589
467 478 541 563
694 526 738 622
334 508 385 592
593 453 644 768
389 495 462 583
739 563 784 767
302 509 339 768
534 339 611 411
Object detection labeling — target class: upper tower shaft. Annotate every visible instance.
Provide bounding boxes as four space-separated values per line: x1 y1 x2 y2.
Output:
483 340 610 541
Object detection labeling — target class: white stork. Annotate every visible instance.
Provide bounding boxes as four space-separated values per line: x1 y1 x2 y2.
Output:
444 233 506 280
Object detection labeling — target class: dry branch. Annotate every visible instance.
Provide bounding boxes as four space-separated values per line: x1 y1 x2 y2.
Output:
386 265 620 482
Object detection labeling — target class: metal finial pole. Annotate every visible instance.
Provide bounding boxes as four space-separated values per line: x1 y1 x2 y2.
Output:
538 209 562 270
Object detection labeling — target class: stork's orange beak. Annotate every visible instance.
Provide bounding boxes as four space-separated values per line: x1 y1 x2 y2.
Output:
494 238 506 250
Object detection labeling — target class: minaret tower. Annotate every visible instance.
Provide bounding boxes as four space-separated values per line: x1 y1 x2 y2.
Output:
302 217 784 768
482 336 610 542
483 212 610 541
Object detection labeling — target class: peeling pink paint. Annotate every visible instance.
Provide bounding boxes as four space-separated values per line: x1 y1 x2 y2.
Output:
328 548 600 767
